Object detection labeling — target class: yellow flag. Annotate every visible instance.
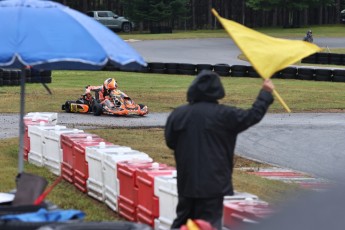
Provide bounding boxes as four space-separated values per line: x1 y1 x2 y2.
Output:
212 9 322 113
186 219 200 230
212 9 322 79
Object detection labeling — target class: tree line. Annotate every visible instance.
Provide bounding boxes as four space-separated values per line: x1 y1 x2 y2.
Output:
56 0 345 30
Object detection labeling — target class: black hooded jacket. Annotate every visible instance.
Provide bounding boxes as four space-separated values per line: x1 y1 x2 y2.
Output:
165 70 274 198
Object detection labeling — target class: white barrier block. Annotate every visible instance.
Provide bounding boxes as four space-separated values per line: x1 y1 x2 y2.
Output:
154 173 178 229
25 112 58 125
43 127 83 175
86 144 126 202
28 124 66 167
103 150 152 212
154 218 172 230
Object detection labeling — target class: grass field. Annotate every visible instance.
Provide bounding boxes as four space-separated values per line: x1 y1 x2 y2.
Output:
118 24 345 40
1 71 345 114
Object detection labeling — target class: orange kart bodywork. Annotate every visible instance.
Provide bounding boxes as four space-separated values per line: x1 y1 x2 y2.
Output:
68 103 90 113
62 89 148 116
109 89 149 116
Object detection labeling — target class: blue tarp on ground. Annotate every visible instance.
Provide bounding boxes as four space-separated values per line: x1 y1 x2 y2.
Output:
0 208 85 222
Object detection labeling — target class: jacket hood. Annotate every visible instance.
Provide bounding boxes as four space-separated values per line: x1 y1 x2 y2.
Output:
187 70 225 103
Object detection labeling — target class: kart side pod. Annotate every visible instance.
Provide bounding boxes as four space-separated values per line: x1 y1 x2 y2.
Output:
62 101 89 113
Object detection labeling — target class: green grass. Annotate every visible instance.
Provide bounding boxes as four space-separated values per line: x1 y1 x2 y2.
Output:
119 24 345 40
256 24 345 38
1 71 345 114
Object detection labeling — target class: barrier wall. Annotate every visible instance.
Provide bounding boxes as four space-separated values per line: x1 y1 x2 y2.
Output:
0 68 52 86
106 61 345 83
1 56 344 87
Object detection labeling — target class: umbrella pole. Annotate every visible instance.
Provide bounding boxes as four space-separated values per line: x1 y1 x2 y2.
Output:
18 67 26 173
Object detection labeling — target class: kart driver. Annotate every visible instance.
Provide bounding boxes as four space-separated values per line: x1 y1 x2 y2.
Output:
85 78 118 107
82 77 148 116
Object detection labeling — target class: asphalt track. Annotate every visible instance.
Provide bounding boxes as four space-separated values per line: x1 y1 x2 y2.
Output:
130 37 344 65
2 37 345 182
236 113 345 182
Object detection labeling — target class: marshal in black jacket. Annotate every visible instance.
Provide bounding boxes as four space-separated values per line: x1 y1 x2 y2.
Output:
165 70 274 198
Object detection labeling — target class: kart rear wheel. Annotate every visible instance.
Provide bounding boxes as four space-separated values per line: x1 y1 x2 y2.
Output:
92 102 103 116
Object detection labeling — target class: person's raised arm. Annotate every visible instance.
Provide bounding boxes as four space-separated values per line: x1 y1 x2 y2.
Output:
262 79 275 93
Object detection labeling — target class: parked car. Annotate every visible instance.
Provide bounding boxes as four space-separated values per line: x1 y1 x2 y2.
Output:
341 9 345 23
86 10 133 32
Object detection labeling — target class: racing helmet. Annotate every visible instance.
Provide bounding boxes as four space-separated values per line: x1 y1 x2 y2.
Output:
103 78 117 90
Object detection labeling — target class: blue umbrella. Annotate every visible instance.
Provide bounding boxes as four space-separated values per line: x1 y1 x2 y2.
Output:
0 0 147 173
0 0 146 70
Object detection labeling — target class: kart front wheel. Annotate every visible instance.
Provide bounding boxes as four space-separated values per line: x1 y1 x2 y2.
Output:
138 104 149 116
92 102 103 116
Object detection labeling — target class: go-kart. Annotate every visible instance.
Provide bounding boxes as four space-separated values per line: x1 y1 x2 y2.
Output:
61 88 148 116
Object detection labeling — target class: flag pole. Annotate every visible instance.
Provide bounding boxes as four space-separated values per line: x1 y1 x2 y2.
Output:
272 89 291 113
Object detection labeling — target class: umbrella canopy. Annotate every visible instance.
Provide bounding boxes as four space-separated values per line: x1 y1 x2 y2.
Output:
0 0 146 70
0 0 147 173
